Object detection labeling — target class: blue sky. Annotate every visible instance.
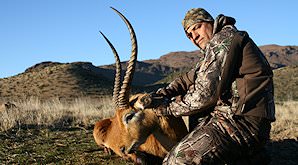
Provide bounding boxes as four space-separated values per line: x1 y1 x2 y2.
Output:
0 0 297 78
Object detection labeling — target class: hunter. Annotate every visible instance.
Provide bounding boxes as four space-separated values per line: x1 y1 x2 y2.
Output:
145 8 275 164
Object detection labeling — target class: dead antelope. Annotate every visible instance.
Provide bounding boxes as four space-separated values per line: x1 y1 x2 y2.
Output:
93 8 188 164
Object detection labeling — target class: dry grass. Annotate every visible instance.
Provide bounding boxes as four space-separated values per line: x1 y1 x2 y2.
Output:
0 99 297 164
268 101 298 165
271 101 298 140
1 98 297 139
0 97 132 164
0 97 114 132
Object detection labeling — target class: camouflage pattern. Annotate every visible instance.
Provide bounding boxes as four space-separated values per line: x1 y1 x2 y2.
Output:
149 13 274 164
166 25 237 117
159 15 272 164
182 8 214 30
163 112 271 164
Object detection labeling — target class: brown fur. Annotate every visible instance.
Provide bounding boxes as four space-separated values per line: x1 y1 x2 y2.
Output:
93 93 188 164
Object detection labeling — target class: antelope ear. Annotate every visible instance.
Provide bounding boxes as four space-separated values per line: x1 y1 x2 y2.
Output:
93 118 112 144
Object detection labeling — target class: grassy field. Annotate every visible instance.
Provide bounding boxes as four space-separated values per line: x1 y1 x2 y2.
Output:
0 98 297 164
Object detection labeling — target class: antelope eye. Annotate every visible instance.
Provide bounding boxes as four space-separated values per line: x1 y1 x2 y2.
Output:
124 111 135 124
120 146 126 154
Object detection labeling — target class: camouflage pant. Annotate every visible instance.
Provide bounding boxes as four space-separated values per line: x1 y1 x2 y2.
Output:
163 112 271 165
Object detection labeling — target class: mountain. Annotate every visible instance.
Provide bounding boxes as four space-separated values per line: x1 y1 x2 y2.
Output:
147 45 298 84
0 45 297 101
99 61 179 86
0 62 112 101
144 51 204 69
259 45 298 69
146 45 298 71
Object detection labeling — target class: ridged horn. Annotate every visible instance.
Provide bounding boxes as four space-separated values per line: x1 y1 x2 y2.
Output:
110 7 138 109
99 31 122 108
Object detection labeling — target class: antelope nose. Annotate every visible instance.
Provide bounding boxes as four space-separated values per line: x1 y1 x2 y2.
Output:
127 148 135 154
126 142 138 154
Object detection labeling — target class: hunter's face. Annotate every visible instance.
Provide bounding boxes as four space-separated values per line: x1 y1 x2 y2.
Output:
186 22 213 50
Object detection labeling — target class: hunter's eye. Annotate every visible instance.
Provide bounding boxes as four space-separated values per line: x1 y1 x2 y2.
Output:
194 23 202 30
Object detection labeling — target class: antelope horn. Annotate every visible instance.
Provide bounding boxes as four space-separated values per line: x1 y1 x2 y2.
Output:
110 7 138 109
99 31 122 108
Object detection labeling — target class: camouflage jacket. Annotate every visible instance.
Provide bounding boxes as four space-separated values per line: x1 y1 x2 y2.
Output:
157 15 275 121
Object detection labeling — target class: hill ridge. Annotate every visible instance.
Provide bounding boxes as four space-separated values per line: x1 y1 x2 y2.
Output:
1 45 297 101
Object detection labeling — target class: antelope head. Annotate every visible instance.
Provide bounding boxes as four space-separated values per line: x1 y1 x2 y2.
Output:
93 7 158 163
93 8 187 164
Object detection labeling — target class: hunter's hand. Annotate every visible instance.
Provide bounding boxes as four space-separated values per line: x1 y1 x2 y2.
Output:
152 103 172 116
138 92 166 109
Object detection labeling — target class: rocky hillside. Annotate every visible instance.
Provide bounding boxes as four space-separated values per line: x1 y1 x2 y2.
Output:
145 45 298 71
0 45 297 101
259 45 298 69
152 45 298 83
99 61 179 86
273 66 298 101
0 62 112 101
144 51 204 69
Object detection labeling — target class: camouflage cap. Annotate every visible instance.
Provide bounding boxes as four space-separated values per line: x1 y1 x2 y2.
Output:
182 8 214 30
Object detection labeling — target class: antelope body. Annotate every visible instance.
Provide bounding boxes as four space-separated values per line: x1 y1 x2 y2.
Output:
93 8 188 164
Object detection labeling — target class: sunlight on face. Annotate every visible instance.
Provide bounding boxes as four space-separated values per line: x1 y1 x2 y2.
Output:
186 22 213 50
